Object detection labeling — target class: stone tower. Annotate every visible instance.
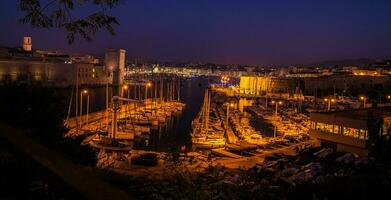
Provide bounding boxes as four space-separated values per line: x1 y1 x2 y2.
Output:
23 36 32 51
105 48 126 86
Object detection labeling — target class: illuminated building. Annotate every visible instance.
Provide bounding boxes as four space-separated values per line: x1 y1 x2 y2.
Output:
303 74 391 94
352 69 381 76
23 36 32 51
0 37 108 86
239 76 272 95
238 76 293 95
309 107 391 156
105 48 126 86
0 59 108 86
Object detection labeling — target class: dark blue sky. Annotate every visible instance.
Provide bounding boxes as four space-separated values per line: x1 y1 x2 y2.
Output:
1 0 391 65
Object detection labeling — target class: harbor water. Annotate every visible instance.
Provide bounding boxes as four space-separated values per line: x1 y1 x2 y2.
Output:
63 77 211 151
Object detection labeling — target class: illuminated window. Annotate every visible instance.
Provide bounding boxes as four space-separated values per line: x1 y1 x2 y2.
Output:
359 129 367 140
332 125 339 134
343 127 351 136
341 127 367 140
317 122 334 133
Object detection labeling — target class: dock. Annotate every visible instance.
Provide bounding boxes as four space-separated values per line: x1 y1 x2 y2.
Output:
211 148 243 159
226 142 258 151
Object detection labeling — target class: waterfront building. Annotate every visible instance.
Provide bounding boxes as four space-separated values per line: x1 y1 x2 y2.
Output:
309 107 391 156
0 58 108 86
105 48 126 86
0 37 109 86
238 76 272 94
22 36 32 51
237 76 293 95
303 74 391 94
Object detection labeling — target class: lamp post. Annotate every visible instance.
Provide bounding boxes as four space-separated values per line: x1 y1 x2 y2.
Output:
387 95 391 101
145 82 152 99
119 85 128 119
359 96 367 108
226 102 234 127
220 76 230 87
271 100 282 137
86 94 90 126
271 100 283 116
324 98 336 111
80 89 88 128
146 82 152 111
121 84 128 98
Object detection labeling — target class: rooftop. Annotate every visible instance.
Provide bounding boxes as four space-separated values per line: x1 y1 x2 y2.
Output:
312 107 391 121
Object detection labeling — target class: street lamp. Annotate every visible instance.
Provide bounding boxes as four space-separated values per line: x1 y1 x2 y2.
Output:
359 96 367 108
121 84 131 118
387 95 391 100
145 82 152 98
145 82 152 110
86 93 90 125
121 84 128 97
220 76 230 86
80 89 88 127
271 100 283 116
226 102 235 127
271 100 282 137
324 98 336 111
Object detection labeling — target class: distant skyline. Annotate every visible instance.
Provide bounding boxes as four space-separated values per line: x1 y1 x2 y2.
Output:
1 0 391 65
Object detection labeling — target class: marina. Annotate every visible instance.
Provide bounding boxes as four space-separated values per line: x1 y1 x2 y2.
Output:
60 74 316 173
65 75 208 152
1 2 391 199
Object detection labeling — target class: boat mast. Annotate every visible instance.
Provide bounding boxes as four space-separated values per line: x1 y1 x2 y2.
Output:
154 79 157 113
167 80 171 102
75 65 79 133
177 77 180 101
160 77 163 101
201 89 206 130
206 89 210 134
106 70 109 131
203 89 210 134
66 84 74 123
173 78 176 101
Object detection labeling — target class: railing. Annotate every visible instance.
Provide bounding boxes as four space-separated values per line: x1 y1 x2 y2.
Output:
309 129 367 148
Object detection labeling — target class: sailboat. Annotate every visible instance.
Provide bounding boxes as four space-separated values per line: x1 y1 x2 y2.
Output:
191 89 225 149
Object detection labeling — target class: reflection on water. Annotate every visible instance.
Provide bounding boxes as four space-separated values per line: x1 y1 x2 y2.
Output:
63 77 211 151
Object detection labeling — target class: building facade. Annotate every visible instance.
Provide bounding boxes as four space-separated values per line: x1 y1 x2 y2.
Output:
105 48 126 86
303 74 391 94
309 108 391 156
0 59 108 87
238 76 295 95
0 36 110 87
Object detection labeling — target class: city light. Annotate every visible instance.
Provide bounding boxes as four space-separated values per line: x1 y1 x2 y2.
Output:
220 76 230 85
324 97 336 111
2 2 391 199
271 100 283 105
359 96 367 108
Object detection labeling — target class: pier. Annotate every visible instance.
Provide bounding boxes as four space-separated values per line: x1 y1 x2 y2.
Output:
211 148 243 159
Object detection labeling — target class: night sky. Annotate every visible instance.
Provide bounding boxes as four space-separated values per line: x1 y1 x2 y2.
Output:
0 0 391 65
